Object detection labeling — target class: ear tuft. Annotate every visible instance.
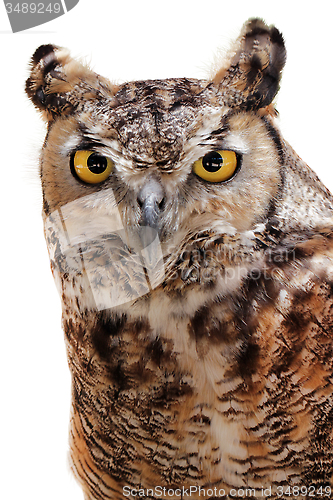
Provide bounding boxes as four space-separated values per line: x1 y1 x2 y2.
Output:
26 44 75 120
25 45 117 122
213 18 286 110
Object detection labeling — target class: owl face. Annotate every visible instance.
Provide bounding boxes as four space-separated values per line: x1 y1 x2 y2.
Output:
26 20 288 311
40 86 281 244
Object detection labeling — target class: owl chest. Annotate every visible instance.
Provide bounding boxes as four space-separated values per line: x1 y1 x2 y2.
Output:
63 283 279 483
62 260 333 491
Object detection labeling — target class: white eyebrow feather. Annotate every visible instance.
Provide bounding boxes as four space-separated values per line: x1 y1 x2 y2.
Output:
222 133 250 155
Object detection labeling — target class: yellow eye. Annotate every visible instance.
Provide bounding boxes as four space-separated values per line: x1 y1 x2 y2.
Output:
193 150 239 183
72 150 113 184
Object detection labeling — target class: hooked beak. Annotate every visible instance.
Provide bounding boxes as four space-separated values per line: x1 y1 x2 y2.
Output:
137 177 165 231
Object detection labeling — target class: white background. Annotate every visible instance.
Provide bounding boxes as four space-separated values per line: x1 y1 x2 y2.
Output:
1 1 332 499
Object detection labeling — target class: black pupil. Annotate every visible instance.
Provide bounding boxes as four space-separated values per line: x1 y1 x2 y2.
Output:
87 154 107 174
202 152 223 172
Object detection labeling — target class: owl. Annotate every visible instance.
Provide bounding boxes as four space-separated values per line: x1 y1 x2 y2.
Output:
26 18 333 500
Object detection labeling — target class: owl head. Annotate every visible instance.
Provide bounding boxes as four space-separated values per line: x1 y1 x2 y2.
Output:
26 17 286 228
26 18 332 311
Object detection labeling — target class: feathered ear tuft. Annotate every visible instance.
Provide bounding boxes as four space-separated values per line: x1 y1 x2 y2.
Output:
212 18 286 110
25 44 117 122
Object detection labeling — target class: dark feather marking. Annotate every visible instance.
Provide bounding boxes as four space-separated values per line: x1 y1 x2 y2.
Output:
31 43 55 64
90 313 127 360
